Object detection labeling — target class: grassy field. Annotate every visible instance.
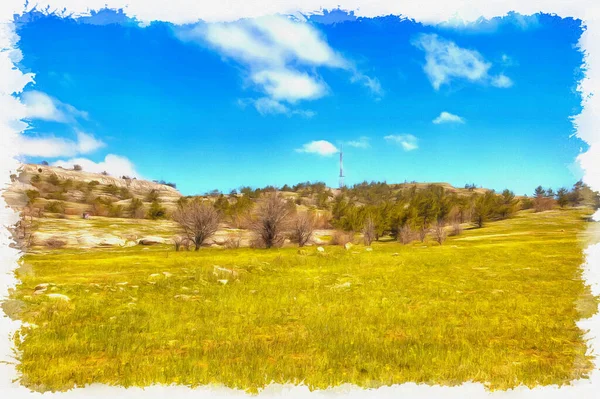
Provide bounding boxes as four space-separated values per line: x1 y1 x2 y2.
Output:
6 208 599 392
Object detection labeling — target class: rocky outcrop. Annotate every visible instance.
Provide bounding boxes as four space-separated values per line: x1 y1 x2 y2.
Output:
5 164 182 210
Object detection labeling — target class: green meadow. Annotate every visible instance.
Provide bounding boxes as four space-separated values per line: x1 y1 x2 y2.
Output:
6 208 599 392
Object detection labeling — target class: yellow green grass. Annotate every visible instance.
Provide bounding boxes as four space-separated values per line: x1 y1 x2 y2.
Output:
6 208 599 392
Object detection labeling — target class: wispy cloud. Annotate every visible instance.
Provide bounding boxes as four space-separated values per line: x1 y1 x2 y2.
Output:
411 33 512 90
238 97 315 118
176 15 381 115
21 90 88 123
15 131 105 158
296 140 339 156
433 111 465 124
346 136 370 148
52 154 140 178
491 73 513 88
384 134 418 151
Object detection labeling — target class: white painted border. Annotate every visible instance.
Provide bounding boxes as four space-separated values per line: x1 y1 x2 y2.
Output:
0 1 598 398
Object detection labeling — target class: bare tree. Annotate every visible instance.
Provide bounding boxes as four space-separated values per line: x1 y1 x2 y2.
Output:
431 221 447 245
362 217 376 246
251 192 291 248
449 221 462 237
172 200 221 251
398 225 413 245
292 212 314 247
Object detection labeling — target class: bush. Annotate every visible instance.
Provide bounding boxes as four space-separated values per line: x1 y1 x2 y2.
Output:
46 174 60 186
73 164 82 171
147 200 167 220
431 222 447 245
146 190 160 202
362 217 375 246
331 230 353 246
108 204 123 218
398 225 413 244
44 201 65 214
119 187 132 199
41 161 49 166
128 198 145 218
104 184 120 196
449 221 462 237
30 174 41 184
45 237 66 249
25 190 40 204
224 233 242 249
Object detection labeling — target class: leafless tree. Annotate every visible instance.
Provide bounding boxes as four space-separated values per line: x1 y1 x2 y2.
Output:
431 221 447 245
449 221 462 237
398 225 413 244
172 200 221 251
292 212 314 247
10 205 40 250
363 217 376 246
250 192 291 248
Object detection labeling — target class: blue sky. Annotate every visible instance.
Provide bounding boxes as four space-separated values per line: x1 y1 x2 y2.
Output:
13 10 585 196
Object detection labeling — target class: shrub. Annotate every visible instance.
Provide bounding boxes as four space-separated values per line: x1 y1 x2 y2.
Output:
40 161 49 166
520 197 534 210
431 222 447 245
119 187 132 199
224 233 242 249
250 193 291 249
291 212 314 247
147 200 167 220
128 198 145 218
30 174 41 184
362 217 376 246
331 230 353 246
398 225 413 244
25 190 40 204
44 201 65 214
73 164 82 171
45 237 66 249
104 184 120 196
449 221 462 237
146 190 160 202
107 204 123 218
46 174 60 186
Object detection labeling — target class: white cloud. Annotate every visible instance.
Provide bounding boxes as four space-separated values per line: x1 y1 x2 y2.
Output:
491 73 514 88
346 136 370 148
15 131 105 158
251 69 327 102
243 97 315 118
351 73 384 97
21 90 88 123
295 140 339 156
384 134 418 151
177 15 380 113
52 154 140 178
412 33 512 90
433 111 465 124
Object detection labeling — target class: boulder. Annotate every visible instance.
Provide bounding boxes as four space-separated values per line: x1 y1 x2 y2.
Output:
138 236 167 245
46 293 70 301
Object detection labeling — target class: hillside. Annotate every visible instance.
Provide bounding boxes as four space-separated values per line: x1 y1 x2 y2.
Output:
5 164 182 215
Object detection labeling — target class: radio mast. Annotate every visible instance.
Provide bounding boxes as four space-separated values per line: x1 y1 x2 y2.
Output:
339 145 345 189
